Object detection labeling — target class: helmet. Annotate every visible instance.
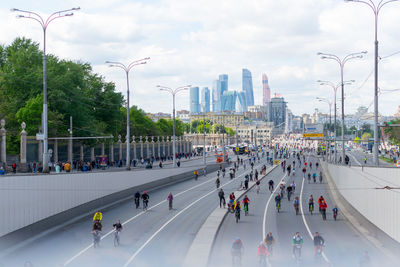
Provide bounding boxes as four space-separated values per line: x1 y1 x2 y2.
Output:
143 190 146 194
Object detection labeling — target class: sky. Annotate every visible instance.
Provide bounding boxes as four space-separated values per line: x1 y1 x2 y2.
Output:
1 0 399 117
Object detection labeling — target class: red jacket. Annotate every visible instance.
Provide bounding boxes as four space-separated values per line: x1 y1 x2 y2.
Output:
257 245 269 257
320 201 327 210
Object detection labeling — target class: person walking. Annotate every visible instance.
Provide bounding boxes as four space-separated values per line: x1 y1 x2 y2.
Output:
218 189 226 208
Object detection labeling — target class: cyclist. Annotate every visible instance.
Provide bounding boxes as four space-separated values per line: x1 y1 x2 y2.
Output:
292 232 303 259
279 183 286 199
275 194 281 210
319 171 323 183
242 195 250 215
309 162 313 169
134 191 141 209
167 192 173 210
231 238 244 265
93 211 103 222
313 232 325 257
309 195 314 214
257 241 269 266
316 162 319 169
234 200 241 222
264 232 275 255
291 181 296 192
320 200 327 220
229 192 236 201
222 168 226 178
286 184 293 201
333 206 338 220
194 170 199 180
255 180 261 194
92 219 102 248
217 170 220 178
215 177 220 189
293 196 300 215
302 167 307 178
268 179 274 193
318 196 325 212
218 189 226 208
141 190 150 210
113 220 122 246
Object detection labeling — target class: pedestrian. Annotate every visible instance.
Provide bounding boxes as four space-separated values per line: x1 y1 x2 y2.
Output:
167 192 173 210
218 189 226 208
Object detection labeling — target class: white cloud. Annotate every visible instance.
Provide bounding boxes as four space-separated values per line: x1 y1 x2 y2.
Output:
0 0 399 116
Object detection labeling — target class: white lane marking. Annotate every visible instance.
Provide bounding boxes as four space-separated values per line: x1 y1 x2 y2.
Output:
262 173 287 238
64 158 262 266
348 153 362 166
64 167 231 266
299 169 331 265
122 162 264 266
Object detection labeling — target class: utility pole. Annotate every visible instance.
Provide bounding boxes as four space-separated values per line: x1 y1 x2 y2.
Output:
68 116 73 163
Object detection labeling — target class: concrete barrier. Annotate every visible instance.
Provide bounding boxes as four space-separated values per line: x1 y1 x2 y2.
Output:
323 163 400 243
183 165 277 267
0 163 226 250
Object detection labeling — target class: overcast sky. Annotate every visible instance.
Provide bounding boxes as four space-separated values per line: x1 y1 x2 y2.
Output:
1 0 399 116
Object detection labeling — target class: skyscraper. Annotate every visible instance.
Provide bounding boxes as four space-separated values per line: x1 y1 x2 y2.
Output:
221 91 237 111
212 79 222 112
201 87 210 112
237 91 247 113
219 74 228 96
242 69 254 107
267 96 287 126
190 87 200 114
262 73 271 105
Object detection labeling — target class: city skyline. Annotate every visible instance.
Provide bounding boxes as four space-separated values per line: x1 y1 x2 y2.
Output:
0 0 399 117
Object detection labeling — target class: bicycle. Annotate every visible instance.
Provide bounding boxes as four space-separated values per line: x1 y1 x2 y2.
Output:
256 184 260 194
269 185 274 193
235 210 240 223
134 198 140 209
113 230 121 247
143 199 149 211
92 230 101 248
309 204 314 215
244 203 249 216
294 204 299 215
276 202 281 213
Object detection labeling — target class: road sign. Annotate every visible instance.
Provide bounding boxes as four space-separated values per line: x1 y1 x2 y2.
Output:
303 133 324 138
235 147 239 152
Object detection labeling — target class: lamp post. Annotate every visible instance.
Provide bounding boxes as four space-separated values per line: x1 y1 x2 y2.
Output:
158 85 191 167
317 97 332 162
106 58 149 170
318 52 366 164
11 7 80 173
345 0 399 165
201 104 207 167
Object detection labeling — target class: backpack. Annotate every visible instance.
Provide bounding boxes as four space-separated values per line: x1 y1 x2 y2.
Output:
232 240 242 250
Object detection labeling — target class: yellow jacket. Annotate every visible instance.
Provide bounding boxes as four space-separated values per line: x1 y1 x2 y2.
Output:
93 212 102 221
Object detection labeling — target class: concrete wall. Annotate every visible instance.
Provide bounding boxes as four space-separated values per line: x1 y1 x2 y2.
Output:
0 163 225 245
325 163 400 243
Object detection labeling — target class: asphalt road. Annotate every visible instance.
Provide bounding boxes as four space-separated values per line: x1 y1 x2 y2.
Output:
209 154 394 267
0 153 271 267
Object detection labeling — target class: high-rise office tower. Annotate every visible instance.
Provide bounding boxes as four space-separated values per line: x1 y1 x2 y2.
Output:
242 69 254 107
201 87 210 112
190 87 200 114
212 80 222 112
267 96 287 126
219 74 228 96
237 91 247 113
262 73 271 105
221 91 237 111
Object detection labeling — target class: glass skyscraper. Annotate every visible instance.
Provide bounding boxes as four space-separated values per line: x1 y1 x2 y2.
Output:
212 80 222 112
219 74 228 96
242 69 254 107
221 91 237 111
237 91 247 113
201 87 210 112
190 87 200 114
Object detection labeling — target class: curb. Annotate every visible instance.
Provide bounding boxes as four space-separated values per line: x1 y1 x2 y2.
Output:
183 164 278 267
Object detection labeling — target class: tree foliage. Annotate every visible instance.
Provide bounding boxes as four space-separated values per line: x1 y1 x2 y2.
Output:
384 119 400 145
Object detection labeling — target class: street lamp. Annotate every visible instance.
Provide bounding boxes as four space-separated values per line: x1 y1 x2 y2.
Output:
318 51 366 164
317 80 355 163
200 104 207 167
345 0 399 165
317 97 332 162
158 85 191 167
106 57 149 170
11 7 80 173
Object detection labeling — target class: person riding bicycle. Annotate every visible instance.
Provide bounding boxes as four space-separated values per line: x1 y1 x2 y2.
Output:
312 172 317 183
268 179 274 192
218 189 226 208
92 219 102 231
217 170 220 178
318 196 325 212
93 211 103 222
293 197 300 215
275 194 281 208
222 168 226 178
332 206 338 219
264 232 275 253
242 195 250 214
313 232 325 257
134 191 141 208
316 162 319 169
291 181 296 192
234 200 241 221
215 177 220 189
309 195 314 213
286 184 293 201
141 191 149 209
167 192 173 210
229 192 236 201
257 241 270 265
113 220 122 232
292 232 303 258
231 238 244 265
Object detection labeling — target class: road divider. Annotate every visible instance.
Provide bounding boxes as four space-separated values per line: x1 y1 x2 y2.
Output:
184 164 278 267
